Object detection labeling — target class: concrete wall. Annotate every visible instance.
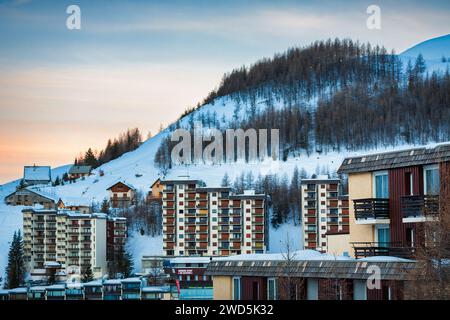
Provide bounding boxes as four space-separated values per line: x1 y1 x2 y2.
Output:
348 172 375 256
213 276 233 300
326 233 350 256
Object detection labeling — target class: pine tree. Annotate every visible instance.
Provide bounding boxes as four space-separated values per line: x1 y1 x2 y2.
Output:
82 266 94 283
221 173 231 187
4 230 25 289
100 199 110 214
117 247 134 278
84 148 98 168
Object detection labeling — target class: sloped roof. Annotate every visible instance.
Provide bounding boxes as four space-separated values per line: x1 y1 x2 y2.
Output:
68 165 92 175
338 144 450 174
205 259 417 281
106 181 135 191
23 166 51 182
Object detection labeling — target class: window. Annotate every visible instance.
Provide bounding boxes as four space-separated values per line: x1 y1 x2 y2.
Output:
374 171 389 198
233 277 241 300
424 165 440 195
268 278 277 300
405 172 414 196
376 225 390 244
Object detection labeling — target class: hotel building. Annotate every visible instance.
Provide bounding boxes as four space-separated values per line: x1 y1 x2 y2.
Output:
161 179 268 257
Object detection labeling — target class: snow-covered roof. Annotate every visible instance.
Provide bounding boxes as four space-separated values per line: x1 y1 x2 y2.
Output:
24 166 51 182
83 280 103 286
9 287 28 294
58 196 92 207
44 261 61 268
121 277 142 283
46 284 66 290
142 286 171 293
170 257 212 264
212 250 353 262
29 286 47 292
0 290 9 295
25 186 59 202
107 181 135 191
68 165 92 175
103 279 122 285
357 256 414 262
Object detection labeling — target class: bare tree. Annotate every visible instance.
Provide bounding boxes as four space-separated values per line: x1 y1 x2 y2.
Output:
278 233 305 300
406 162 450 299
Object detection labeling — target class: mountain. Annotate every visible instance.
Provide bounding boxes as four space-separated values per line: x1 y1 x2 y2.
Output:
400 34 450 73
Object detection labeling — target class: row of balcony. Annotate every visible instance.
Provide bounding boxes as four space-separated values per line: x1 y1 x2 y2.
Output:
354 195 439 222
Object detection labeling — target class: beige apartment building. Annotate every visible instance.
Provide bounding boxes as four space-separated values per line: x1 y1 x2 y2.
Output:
300 178 350 255
23 208 108 279
161 179 268 257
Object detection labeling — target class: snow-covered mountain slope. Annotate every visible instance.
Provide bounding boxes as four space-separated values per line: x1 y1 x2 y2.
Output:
400 33 450 73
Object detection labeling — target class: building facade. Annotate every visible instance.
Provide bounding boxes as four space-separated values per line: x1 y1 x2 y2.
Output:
338 144 449 258
161 179 268 257
4 188 56 209
300 178 349 253
206 257 416 300
67 165 92 180
107 181 136 208
22 208 126 279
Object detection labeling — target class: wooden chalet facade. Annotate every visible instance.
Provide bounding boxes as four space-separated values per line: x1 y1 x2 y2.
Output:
4 188 56 209
338 144 450 258
68 165 92 180
147 178 163 203
107 181 136 208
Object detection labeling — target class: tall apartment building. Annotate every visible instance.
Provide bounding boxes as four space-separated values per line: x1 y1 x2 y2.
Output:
23 208 125 279
301 178 349 253
161 179 268 257
106 217 127 262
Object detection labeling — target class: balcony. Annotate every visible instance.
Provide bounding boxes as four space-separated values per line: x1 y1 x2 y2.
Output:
353 198 389 224
401 195 439 223
352 242 415 259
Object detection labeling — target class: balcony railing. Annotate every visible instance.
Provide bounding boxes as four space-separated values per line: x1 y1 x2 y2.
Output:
401 195 439 218
352 242 415 259
354 198 389 220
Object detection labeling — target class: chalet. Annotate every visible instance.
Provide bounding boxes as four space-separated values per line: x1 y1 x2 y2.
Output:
147 178 163 203
338 144 450 258
206 254 417 300
23 165 51 186
4 187 56 209
107 181 136 208
57 198 91 213
68 165 92 180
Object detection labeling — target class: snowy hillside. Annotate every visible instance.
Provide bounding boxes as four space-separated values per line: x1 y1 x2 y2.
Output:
400 33 450 73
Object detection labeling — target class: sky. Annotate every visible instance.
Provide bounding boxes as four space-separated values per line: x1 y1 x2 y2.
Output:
0 0 449 183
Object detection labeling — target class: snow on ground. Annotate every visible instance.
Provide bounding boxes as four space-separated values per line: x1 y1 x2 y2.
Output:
213 249 353 261
126 231 163 272
268 222 303 253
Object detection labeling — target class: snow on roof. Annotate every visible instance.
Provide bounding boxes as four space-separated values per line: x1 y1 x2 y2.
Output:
170 257 212 264
24 166 51 182
142 286 171 293
83 280 103 286
121 277 142 283
358 256 414 262
9 287 28 293
66 282 83 289
29 286 47 292
68 165 92 175
107 180 135 191
46 284 66 290
0 290 9 295
103 279 122 285
23 186 58 202
212 250 353 262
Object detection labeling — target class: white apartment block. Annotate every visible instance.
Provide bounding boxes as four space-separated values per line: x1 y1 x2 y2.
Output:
161 180 268 257
301 178 349 252
23 208 108 280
